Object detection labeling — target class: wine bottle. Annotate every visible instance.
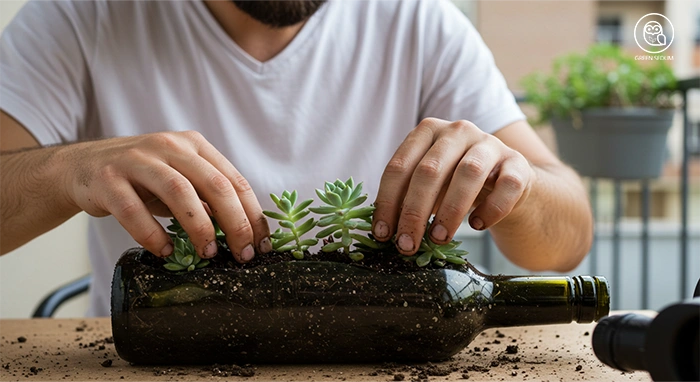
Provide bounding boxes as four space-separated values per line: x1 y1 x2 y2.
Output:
111 248 610 364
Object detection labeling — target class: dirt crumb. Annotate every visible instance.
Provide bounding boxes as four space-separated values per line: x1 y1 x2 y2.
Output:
506 345 519 354
17 336 26 343
393 373 405 381
204 364 255 377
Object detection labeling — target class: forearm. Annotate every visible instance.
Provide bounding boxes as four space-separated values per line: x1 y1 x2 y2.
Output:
489 163 593 272
0 146 80 254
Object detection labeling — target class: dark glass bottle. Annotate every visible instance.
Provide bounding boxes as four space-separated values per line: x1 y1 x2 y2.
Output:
111 248 610 364
592 292 700 381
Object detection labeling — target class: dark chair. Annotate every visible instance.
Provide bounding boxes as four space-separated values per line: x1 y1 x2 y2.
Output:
32 275 91 318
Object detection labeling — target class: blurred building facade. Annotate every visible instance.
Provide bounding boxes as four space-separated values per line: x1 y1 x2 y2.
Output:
460 0 700 224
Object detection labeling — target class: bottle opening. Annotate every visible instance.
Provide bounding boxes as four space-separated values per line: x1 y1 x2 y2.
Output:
573 276 610 323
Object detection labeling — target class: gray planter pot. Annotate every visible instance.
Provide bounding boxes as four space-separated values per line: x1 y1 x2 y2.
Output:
551 108 674 180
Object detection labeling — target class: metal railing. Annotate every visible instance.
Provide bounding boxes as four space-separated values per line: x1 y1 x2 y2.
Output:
495 77 700 310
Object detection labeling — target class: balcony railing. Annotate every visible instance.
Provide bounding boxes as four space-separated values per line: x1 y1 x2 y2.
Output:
461 77 700 310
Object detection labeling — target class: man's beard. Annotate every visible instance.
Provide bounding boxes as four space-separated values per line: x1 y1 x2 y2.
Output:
232 1 327 28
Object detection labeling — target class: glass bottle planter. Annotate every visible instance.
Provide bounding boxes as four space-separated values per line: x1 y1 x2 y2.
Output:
111 248 610 364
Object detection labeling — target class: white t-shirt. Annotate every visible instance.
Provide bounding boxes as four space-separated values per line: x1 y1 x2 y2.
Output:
0 0 524 316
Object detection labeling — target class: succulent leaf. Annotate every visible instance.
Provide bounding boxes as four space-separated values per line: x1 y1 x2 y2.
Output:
298 238 319 247
308 206 338 214
416 252 433 267
277 244 297 252
272 235 296 248
316 224 342 238
280 198 293 213
348 252 364 262
291 209 310 221
350 233 380 249
326 192 342 207
293 199 313 214
355 222 372 231
182 255 194 267
164 263 186 271
315 189 332 205
296 218 316 236
279 220 295 229
322 242 345 252
263 211 287 220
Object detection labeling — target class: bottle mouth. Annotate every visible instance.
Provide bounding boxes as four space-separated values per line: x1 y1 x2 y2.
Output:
573 276 610 323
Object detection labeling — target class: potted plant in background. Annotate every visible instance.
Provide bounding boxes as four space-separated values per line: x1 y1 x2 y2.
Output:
111 178 610 365
522 44 677 179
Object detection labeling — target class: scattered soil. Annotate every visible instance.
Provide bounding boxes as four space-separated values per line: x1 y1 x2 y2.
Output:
0 319 638 381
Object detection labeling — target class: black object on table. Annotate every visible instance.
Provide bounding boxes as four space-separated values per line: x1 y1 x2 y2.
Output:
593 279 700 381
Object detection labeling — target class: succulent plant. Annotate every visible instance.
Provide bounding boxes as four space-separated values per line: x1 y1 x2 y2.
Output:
407 229 468 267
162 217 223 272
263 190 318 259
167 217 227 250
309 178 379 261
163 236 210 272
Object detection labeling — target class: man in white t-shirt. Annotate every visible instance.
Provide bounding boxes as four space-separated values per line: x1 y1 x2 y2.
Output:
0 0 592 316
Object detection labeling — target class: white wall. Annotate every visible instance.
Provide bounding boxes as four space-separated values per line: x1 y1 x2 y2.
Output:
0 0 91 318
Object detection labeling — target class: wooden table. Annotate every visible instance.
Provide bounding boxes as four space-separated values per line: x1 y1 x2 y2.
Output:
0 315 651 381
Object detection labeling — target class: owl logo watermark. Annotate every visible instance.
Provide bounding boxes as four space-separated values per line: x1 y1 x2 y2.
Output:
634 13 674 55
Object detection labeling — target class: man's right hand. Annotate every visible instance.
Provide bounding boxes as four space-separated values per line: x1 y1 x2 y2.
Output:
63 131 271 262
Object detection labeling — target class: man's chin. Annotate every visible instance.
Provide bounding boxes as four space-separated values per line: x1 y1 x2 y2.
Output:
232 1 327 28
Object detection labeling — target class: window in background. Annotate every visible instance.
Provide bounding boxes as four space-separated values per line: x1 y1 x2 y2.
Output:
597 16 622 45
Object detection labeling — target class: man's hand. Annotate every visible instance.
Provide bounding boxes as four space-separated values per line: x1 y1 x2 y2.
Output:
61 131 271 262
372 118 535 255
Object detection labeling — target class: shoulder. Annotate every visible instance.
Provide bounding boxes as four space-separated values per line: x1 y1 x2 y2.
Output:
8 1 190 39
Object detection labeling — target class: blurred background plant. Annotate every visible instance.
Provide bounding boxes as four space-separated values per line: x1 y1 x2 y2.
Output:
522 44 677 125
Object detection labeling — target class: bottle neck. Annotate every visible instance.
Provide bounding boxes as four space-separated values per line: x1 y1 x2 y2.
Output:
482 275 610 328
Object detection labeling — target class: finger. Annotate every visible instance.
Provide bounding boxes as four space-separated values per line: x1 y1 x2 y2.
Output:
430 145 500 244
194 138 271 255
469 156 530 230
103 181 174 258
372 119 438 242
169 154 256 263
129 162 216 259
395 135 468 255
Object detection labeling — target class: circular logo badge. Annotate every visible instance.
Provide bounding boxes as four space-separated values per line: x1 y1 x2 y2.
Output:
634 13 674 54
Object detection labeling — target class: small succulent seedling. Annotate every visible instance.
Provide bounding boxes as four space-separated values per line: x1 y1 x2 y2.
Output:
263 190 318 259
167 217 228 250
408 229 468 267
309 178 379 261
163 217 223 272
163 236 211 272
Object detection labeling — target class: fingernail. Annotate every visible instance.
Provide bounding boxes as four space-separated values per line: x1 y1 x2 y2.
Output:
203 241 218 258
431 224 448 242
373 220 389 239
398 234 415 253
260 237 272 253
471 217 484 230
241 244 255 262
160 243 173 257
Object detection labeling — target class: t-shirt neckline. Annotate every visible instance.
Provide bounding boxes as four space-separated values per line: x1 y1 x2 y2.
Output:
192 0 329 74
